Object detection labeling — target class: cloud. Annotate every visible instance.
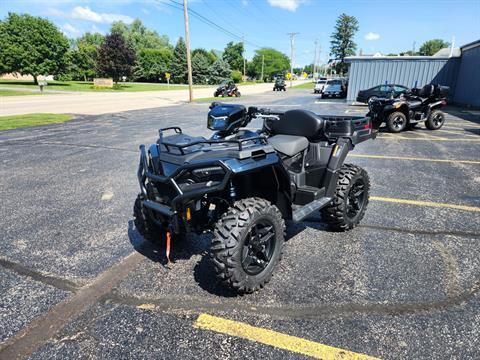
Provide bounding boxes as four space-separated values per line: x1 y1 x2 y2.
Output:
365 32 380 41
267 0 307 12
62 22 80 36
48 6 134 24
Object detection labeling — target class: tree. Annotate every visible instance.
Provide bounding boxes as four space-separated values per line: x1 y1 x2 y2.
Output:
0 13 69 84
192 53 210 84
418 39 450 56
208 59 231 84
77 32 104 48
68 44 98 81
110 19 170 53
222 41 244 72
249 48 290 80
97 33 136 82
231 70 243 83
135 48 173 82
170 37 188 83
192 48 215 65
330 13 359 74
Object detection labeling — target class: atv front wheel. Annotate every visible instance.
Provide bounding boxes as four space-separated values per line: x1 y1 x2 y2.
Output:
211 197 285 294
321 164 370 231
236 91 241 97
133 194 166 244
425 110 445 130
386 111 407 132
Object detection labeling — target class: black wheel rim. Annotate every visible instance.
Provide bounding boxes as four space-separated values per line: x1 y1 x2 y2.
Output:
241 219 276 275
392 115 405 130
432 113 444 127
346 179 366 219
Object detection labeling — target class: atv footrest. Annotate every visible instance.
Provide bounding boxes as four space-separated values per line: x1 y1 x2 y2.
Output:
294 186 325 206
143 200 175 217
292 197 332 222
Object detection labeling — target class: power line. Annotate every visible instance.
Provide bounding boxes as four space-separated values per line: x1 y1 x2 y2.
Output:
164 0 263 49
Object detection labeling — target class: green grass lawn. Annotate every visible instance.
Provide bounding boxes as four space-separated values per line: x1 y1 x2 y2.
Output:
0 80 199 92
0 113 73 131
0 89 45 96
291 81 314 89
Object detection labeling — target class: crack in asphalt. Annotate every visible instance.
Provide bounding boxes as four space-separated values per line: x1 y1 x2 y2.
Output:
0 253 143 360
0 257 79 293
103 279 480 319
358 224 480 239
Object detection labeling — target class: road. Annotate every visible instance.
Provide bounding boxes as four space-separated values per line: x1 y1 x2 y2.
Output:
1 89 480 359
0 81 303 116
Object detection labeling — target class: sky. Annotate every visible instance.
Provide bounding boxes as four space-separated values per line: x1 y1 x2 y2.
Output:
1 0 479 67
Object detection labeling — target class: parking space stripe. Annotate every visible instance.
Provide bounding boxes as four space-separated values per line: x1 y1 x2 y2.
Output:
376 135 480 142
194 314 379 360
349 154 480 165
435 129 478 137
371 196 480 212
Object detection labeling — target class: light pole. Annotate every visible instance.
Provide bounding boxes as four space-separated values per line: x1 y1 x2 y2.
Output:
287 32 299 87
183 0 193 102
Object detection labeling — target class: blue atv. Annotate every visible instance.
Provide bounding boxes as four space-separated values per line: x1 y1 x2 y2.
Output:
134 103 376 294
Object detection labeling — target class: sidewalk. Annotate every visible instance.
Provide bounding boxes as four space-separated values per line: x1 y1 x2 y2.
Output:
0 81 306 116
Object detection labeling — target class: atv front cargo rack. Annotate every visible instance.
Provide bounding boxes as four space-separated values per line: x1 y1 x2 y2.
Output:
158 126 269 155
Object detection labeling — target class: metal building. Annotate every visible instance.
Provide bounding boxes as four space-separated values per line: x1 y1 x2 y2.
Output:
345 40 479 107
454 40 480 107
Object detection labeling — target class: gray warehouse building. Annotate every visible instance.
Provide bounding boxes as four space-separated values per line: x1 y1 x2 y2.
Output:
346 39 480 107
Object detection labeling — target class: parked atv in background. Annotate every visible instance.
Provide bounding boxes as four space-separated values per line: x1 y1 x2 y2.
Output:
367 84 449 133
214 79 241 97
273 78 287 91
134 102 376 294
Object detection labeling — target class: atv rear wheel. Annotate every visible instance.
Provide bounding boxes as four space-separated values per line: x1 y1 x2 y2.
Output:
386 111 407 133
133 194 166 244
425 110 445 130
210 197 285 294
321 164 370 231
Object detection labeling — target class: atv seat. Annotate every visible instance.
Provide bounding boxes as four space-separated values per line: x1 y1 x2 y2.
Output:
268 134 308 156
270 109 326 141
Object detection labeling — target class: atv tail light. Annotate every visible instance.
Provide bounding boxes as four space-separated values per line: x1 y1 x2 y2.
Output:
363 123 371 129
441 100 447 107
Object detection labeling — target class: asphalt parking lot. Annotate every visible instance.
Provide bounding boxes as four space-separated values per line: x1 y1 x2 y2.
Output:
1 89 479 359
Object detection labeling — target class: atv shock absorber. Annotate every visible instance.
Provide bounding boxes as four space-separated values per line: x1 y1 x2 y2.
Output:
229 181 237 201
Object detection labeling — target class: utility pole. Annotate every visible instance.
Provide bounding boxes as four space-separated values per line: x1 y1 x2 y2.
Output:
242 36 246 81
412 41 416 54
287 32 299 87
183 0 193 102
260 55 264 81
313 39 318 78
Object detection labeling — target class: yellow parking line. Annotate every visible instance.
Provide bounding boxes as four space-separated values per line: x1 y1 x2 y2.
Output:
445 123 480 129
376 135 480 142
194 314 379 360
349 154 480 165
435 129 478 137
371 196 480 212
410 131 448 140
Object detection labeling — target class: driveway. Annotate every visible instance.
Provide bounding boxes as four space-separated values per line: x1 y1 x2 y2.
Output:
1 90 479 359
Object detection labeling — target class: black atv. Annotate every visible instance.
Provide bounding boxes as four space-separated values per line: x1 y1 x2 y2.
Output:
367 84 449 133
213 79 241 97
273 78 287 91
134 103 376 294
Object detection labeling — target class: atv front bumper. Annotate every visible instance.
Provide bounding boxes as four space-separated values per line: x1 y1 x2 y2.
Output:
137 144 231 233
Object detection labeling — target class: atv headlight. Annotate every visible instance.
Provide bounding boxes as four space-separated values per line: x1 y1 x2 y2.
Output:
191 166 225 179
